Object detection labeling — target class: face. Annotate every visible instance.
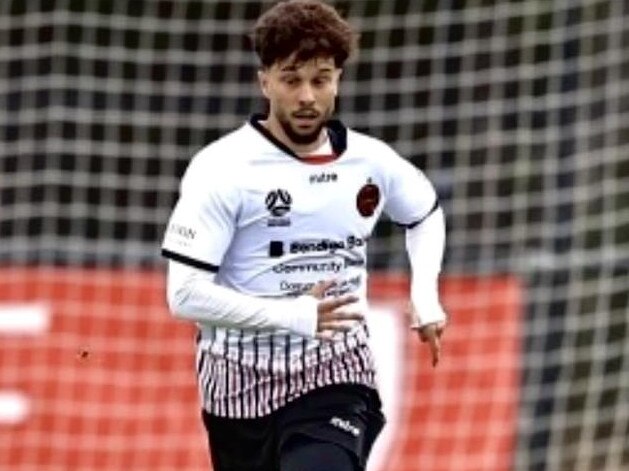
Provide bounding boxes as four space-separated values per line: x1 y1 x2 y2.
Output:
258 56 342 146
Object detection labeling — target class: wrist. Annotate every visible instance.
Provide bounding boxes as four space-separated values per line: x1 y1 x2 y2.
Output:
268 295 319 337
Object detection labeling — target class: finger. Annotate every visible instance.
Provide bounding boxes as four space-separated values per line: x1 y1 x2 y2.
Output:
316 330 335 341
316 323 355 340
413 324 432 342
321 310 364 322
318 319 359 333
429 335 441 367
435 321 446 338
336 311 364 321
308 280 336 299
413 323 445 342
320 294 359 311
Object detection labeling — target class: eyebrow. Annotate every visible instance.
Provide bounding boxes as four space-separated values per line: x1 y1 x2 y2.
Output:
278 66 335 73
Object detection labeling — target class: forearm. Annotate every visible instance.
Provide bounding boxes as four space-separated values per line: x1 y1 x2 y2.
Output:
166 260 318 337
405 207 447 326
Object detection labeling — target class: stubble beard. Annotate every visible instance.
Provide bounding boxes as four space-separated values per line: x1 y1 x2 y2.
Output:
276 108 331 146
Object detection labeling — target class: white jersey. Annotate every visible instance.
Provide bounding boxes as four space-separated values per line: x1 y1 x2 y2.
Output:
161 115 439 417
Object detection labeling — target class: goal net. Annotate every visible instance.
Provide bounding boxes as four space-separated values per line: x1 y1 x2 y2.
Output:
1 1 627 470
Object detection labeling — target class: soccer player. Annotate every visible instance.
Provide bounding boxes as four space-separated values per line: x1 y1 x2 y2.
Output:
161 0 447 470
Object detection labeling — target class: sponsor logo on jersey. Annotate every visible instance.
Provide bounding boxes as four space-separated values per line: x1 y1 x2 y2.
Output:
288 236 365 254
279 275 361 296
272 256 364 274
309 172 338 184
167 223 196 240
326 275 361 296
343 256 364 268
268 240 284 257
356 179 380 217
265 189 292 217
265 189 292 226
272 261 343 274
279 280 316 294
268 218 291 227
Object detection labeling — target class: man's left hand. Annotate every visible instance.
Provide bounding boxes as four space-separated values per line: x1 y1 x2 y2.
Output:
416 321 446 367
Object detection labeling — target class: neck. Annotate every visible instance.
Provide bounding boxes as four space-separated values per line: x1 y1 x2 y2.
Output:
262 115 326 155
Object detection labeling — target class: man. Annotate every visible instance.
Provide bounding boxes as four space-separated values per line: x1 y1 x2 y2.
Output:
161 1 447 470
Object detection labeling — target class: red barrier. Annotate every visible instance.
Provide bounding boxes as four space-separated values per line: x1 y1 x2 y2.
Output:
0 268 520 470
0 268 207 470
371 274 522 471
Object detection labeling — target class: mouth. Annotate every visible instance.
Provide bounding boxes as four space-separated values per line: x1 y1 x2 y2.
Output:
293 110 319 119
292 112 320 128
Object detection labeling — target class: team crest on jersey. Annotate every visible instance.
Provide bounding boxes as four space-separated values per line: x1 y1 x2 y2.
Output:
265 189 292 226
356 179 380 217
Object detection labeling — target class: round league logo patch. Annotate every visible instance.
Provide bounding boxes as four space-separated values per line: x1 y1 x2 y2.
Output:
356 180 380 217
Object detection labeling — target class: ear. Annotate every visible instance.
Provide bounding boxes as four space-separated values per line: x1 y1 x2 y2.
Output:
258 69 270 99
332 68 343 96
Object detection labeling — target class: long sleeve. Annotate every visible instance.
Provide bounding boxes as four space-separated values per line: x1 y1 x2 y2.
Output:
405 206 447 327
166 260 319 337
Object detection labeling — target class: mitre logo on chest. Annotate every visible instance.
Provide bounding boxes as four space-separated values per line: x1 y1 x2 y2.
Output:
309 172 338 184
265 188 292 226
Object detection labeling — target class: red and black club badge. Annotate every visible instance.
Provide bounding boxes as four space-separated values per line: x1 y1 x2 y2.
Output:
356 179 380 217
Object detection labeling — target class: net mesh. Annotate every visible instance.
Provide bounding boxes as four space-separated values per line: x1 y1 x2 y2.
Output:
1 0 628 470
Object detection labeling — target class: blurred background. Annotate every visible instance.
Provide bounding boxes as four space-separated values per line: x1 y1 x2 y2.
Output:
1 0 627 470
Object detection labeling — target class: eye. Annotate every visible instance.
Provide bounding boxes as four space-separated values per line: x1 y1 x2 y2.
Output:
313 76 331 87
282 76 299 86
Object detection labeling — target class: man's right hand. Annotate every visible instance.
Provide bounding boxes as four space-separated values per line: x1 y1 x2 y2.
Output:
307 280 363 340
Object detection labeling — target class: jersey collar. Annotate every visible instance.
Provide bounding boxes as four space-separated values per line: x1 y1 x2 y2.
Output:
248 113 348 162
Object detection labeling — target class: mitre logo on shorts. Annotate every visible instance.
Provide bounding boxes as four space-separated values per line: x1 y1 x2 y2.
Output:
356 179 380 217
329 416 360 437
265 189 292 226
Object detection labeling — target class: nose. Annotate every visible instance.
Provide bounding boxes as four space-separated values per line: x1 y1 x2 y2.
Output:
297 83 315 105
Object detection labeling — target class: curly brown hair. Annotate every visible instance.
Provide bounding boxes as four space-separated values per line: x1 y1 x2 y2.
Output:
252 0 358 68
